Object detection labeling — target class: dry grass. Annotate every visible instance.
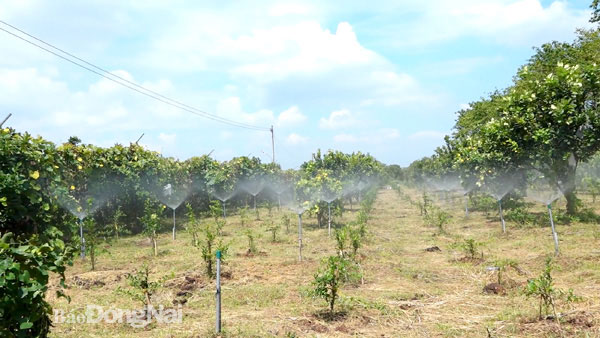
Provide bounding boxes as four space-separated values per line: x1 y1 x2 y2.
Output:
47 189 600 337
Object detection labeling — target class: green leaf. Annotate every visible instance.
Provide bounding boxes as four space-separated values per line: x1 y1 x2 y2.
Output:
19 321 33 329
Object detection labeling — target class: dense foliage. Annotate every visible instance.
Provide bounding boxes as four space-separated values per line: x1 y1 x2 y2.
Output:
1 124 384 335
0 129 73 337
402 28 600 216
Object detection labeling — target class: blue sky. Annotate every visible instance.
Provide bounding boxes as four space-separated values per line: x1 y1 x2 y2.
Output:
0 0 595 168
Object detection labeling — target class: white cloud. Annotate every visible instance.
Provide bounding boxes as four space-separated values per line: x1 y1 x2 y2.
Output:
136 10 439 112
333 128 401 144
216 96 275 126
382 128 401 139
220 131 233 140
229 21 383 81
333 133 359 143
286 132 308 145
374 0 593 48
359 71 430 107
268 3 311 17
158 132 176 145
276 106 306 127
319 109 361 129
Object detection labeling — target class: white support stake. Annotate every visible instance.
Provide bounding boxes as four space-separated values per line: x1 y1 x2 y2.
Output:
499 200 506 233
172 208 176 240
298 214 303 261
547 205 560 256
216 250 222 333
328 202 332 237
79 219 85 259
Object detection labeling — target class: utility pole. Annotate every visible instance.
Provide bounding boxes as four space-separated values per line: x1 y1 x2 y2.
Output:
0 113 12 128
270 125 275 164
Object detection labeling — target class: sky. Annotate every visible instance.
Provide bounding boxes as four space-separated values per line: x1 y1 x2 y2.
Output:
0 0 596 168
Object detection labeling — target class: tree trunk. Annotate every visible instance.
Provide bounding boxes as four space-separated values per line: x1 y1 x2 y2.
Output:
90 244 95 271
564 190 578 216
555 157 578 216
152 233 158 256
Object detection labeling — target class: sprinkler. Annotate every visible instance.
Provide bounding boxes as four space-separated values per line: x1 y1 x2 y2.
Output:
498 200 506 233
287 203 308 261
320 191 338 237
172 208 176 240
527 173 568 256
79 219 85 259
425 175 473 217
210 188 237 220
52 187 113 260
298 213 303 261
158 183 191 241
328 202 331 237
240 179 264 220
547 204 559 256
484 174 518 233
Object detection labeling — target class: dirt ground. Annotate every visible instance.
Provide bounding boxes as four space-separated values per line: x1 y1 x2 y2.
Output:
48 188 600 337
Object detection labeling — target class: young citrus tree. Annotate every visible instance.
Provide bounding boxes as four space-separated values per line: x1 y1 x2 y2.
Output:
139 199 163 256
312 256 355 314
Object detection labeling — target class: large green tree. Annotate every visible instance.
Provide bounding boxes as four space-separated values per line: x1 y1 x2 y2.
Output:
1 128 73 337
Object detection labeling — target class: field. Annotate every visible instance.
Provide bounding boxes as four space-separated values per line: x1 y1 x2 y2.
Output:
48 188 600 337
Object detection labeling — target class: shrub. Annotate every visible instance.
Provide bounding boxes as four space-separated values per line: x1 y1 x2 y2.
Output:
524 257 559 320
0 128 73 336
312 256 357 314
524 257 580 322
356 210 369 225
209 200 222 221
335 227 349 258
460 238 480 259
348 226 362 258
112 206 126 239
265 218 280 243
194 221 228 278
424 206 451 233
494 258 522 285
82 216 111 271
281 214 291 233
245 229 258 255
0 230 72 337
240 206 250 228
505 207 537 227
185 203 202 246
468 194 497 214
417 192 432 216
116 264 169 317
139 199 163 257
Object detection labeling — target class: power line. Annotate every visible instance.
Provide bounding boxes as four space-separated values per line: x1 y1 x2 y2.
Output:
0 20 270 132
